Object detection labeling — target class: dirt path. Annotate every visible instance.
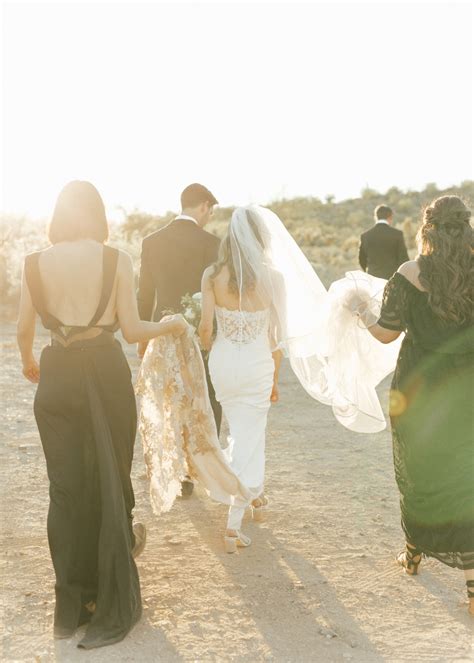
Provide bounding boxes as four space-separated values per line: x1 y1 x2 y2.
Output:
1 324 472 662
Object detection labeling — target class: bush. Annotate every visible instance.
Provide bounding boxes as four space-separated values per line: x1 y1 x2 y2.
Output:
0 216 49 318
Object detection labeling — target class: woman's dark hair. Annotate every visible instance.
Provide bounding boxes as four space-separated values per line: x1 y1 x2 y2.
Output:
48 180 109 244
212 210 265 295
417 195 473 324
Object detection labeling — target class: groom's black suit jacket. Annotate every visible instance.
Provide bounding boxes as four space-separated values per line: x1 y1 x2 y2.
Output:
137 218 222 433
137 218 221 322
358 223 409 280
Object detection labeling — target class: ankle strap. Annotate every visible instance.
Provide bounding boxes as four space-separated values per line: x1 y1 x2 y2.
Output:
406 544 423 559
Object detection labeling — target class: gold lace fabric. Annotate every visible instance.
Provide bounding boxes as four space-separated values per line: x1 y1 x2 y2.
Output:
136 328 219 514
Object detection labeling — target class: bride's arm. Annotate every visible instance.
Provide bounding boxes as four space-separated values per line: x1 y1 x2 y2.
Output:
271 350 282 402
17 266 40 383
198 268 215 351
117 252 187 343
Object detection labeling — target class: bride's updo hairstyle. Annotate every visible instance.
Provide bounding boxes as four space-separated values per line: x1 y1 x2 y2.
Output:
48 180 109 245
212 209 265 296
417 195 472 324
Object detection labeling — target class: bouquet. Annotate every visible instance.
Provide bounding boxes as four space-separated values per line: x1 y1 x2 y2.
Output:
164 292 215 352
181 292 202 328
182 292 217 354
163 292 202 329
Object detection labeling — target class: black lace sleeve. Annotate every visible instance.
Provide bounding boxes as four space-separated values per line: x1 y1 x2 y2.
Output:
377 274 407 331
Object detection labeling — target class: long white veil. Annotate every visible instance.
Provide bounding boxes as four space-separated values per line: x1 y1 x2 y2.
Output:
228 205 402 433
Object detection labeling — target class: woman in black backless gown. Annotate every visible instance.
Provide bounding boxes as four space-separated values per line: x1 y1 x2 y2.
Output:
364 195 473 615
17 181 187 649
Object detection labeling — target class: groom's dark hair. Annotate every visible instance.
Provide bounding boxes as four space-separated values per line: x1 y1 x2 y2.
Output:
181 183 218 209
374 205 393 221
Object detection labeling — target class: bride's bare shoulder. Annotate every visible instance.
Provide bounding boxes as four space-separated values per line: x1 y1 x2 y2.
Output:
202 264 222 291
207 263 228 281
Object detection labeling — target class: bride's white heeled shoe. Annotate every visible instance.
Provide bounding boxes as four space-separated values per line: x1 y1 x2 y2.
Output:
251 496 269 522
224 530 251 553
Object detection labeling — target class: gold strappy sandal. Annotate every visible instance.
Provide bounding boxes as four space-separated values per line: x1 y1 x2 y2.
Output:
397 543 423 576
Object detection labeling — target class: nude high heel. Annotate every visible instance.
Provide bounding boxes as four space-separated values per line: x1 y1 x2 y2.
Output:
251 496 269 522
224 530 251 554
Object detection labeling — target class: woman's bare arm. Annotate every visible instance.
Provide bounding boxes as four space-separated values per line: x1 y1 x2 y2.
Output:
198 268 216 351
17 266 40 383
271 349 283 402
117 252 187 343
367 324 402 344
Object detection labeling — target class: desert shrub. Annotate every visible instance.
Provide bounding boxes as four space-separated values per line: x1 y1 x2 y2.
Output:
346 211 366 226
396 198 413 213
386 186 403 205
401 216 417 250
361 187 379 200
0 216 49 317
342 235 360 253
424 182 439 196
120 210 173 241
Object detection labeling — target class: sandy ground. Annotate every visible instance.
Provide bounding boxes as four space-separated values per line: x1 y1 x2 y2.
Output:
1 323 473 663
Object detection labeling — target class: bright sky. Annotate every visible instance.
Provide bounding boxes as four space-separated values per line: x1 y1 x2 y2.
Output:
2 0 473 220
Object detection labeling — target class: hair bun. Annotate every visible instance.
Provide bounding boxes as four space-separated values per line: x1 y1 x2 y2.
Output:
424 196 471 228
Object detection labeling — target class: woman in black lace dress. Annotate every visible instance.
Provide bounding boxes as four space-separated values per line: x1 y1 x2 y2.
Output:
16 181 187 648
365 195 473 615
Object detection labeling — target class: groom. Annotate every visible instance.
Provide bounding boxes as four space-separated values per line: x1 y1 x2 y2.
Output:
137 183 222 495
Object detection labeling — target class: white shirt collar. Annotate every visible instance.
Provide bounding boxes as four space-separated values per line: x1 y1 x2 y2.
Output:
175 214 198 225
376 219 390 225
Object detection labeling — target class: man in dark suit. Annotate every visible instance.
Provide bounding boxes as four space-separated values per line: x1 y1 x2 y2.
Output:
358 204 409 280
137 183 222 496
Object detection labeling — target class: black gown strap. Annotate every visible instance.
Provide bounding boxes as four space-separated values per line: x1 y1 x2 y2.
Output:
87 246 119 328
24 252 62 329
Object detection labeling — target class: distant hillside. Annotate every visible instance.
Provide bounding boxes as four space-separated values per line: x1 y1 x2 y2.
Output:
1 181 472 317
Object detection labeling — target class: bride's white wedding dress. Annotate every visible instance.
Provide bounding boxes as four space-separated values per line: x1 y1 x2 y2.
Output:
209 306 275 530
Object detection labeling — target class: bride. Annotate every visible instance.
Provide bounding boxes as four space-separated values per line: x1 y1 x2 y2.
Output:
199 207 283 552
198 204 401 551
